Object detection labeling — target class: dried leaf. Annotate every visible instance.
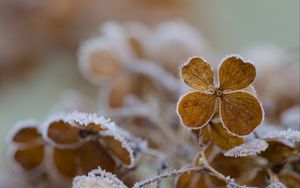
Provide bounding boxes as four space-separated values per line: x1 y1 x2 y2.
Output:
181 57 214 91
53 148 77 177
46 121 80 146
78 140 116 173
219 56 256 91
224 139 268 157
14 145 44 171
177 92 216 129
220 91 263 136
73 168 127 188
210 122 245 150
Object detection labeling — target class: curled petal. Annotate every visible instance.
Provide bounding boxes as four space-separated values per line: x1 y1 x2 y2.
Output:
42 111 110 148
78 140 116 174
220 91 263 136
177 92 217 129
7 120 41 147
53 148 77 177
14 145 44 171
181 57 214 91
218 56 256 91
100 136 134 168
46 121 80 147
99 126 146 168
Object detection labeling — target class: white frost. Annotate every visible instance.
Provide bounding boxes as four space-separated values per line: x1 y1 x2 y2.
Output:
72 168 127 188
224 139 268 157
262 129 300 143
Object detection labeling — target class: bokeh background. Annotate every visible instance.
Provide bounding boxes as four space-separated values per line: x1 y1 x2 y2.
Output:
0 0 299 172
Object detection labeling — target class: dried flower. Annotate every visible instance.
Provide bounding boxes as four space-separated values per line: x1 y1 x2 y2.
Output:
42 111 145 175
177 55 264 136
7 111 145 186
7 120 44 173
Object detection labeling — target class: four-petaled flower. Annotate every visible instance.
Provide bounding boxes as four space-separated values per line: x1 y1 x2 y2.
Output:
177 56 264 136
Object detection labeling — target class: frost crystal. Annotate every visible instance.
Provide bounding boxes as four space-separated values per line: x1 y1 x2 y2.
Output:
266 182 287 188
72 168 127 188
262 129 300 143
224 139 268 157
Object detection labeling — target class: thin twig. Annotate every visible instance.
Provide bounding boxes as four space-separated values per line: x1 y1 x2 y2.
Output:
132 166 204 188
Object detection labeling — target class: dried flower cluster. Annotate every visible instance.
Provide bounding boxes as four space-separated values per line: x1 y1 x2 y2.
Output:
7 111 145 187
3 21 299 188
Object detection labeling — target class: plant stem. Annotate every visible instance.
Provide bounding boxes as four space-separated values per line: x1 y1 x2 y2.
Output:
132 166 204 188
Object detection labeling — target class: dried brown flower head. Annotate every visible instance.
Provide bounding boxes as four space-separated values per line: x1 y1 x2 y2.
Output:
177 55 264 136
7 111 145 187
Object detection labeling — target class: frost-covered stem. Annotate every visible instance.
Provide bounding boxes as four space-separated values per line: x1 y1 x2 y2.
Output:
124 60 180 95
198 151 230 183
197 130 230 184
132 166 204 188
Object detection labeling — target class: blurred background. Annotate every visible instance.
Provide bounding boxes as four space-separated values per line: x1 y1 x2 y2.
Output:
0 0 299 172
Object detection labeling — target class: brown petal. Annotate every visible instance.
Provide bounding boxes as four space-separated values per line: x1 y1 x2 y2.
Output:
14 145 44 171
47 121 80 145
53 148 77 177
176 172 208 188
218 56 256 91
181 57 214 91
12 127 40 143
220 91 263 136
177 92 217 129
78 140 116 174
101 136 132 167
210 122 245 150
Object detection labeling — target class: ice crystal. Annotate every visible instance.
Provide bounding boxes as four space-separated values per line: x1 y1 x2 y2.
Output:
224 139 268 157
